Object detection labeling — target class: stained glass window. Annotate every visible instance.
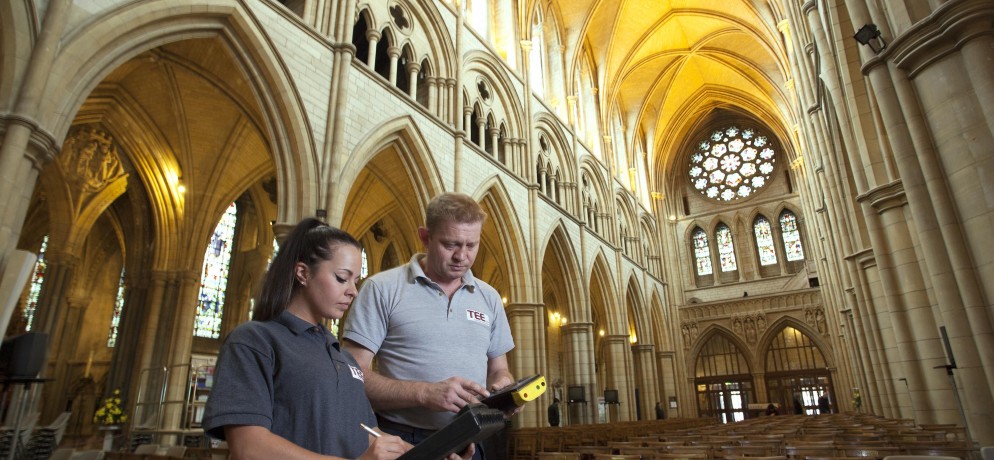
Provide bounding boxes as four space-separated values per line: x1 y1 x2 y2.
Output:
754 216 777 266
24 235 49 331
716 224 737 272
780 210 805 261
692 228 713 276
194 203 237 339
107 269 126 347
688 125 776 201
361 249 368 279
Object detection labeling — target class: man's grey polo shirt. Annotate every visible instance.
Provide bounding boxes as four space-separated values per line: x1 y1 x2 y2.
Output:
343 254 515 430
203 310 375 457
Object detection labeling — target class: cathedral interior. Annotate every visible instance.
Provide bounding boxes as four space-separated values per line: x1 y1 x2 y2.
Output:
1 0 993 452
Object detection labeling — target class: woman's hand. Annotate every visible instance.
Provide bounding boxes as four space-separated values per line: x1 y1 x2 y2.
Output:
443 443 475 460
358 434 412 460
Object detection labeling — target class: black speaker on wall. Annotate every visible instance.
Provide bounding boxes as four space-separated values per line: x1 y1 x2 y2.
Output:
604 389 619 404
567 385 585 403
0 332 49 379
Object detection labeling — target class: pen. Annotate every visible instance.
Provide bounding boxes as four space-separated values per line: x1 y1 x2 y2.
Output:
360 423 381 438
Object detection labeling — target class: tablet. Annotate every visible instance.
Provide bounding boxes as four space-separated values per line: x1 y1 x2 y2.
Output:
478 374 547 412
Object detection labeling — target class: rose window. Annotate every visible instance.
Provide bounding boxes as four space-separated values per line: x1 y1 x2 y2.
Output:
688 126 776 201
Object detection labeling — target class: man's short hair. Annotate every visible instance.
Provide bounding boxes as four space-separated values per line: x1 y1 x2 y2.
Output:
425 192 487 231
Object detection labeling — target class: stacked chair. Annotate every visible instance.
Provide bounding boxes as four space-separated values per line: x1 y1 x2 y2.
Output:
23 411 71 459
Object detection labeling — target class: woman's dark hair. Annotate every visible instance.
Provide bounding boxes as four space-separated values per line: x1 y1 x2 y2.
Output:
253 218 361 321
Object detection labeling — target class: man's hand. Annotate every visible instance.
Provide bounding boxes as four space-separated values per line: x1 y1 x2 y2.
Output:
418 376 489 413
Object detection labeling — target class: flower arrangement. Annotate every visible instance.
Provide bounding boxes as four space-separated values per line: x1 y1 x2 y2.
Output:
851 388 862 411
93 389 128 426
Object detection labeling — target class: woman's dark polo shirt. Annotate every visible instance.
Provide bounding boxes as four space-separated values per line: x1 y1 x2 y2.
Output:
202 310 375 457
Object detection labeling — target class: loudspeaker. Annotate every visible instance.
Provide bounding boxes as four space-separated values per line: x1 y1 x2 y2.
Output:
604 389 619 404
0 332 49 378
567 385 585 403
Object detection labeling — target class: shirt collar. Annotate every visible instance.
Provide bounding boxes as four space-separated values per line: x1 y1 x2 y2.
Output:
275 310 340 349
406 254 478 292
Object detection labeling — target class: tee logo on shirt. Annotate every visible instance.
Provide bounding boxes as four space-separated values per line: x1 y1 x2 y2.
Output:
349 364 364 382
466 309 489 325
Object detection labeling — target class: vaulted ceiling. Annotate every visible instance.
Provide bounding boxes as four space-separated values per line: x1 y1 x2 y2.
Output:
543 0 796 179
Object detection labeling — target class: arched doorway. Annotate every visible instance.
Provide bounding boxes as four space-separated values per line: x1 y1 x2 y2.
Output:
763 325 834 415
694 333 754 422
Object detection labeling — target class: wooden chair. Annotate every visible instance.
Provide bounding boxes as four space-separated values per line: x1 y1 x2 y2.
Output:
717 445 776 458
838 446 900 460
898 446 976 459
723 456 786 460
134 444 159 455
882 456 961 460
510 430 539 460
51 449 75 460
536 452 582 460
650 453 710 460
784 445 836 460
163 445 187 458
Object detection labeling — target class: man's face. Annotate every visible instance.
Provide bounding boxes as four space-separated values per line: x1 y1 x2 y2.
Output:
419 220 483 284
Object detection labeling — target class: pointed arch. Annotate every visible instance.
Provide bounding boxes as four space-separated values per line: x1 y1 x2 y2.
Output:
41 2 318 226
469 177 530 300
588 249 620 332
464 50 526 136
538 220 583 321
339 115 445 234
624 275 649 345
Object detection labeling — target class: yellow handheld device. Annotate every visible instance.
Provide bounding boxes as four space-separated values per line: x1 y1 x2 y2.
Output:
480 374 547 411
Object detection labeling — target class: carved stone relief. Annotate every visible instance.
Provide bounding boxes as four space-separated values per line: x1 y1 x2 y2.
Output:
59 126 126 194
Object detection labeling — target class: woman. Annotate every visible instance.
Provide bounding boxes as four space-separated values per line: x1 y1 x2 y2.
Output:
202 218 411 459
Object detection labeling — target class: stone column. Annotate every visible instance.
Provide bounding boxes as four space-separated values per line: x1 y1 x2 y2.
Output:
445 79 457 126
386 46 400 86
505 302 546 428
605 334 633 421
632 344 658 420
160 270 202 434
405 61 420 98
365 29 380 69
562 321 595 425
0 0 68 275
426 76 438 115
487 127 499 157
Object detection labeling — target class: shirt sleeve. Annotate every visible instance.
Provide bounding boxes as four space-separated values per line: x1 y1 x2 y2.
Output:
202 328 275 439
342 277 390 354
487 288 515 359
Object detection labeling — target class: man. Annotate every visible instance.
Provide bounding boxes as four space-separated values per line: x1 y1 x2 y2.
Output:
818 393 831 414
655 402 665 420
343 192 515 460
548 398 561 427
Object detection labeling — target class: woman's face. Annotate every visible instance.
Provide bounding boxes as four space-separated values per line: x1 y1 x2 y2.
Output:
290 244 362 324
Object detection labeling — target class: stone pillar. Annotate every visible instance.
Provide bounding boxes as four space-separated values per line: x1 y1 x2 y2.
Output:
504 302 546 428
487 127 499 157
426 77 438 115
0 0 68 275
386 46 400 86
562 321 595 425
632 344 658 420
405 61 420 98
365 29 380 68
160 271 202 433
605 334 633 421
445 79 457 126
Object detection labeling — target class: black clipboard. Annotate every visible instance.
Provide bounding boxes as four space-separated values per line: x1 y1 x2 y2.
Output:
395 404 505 460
